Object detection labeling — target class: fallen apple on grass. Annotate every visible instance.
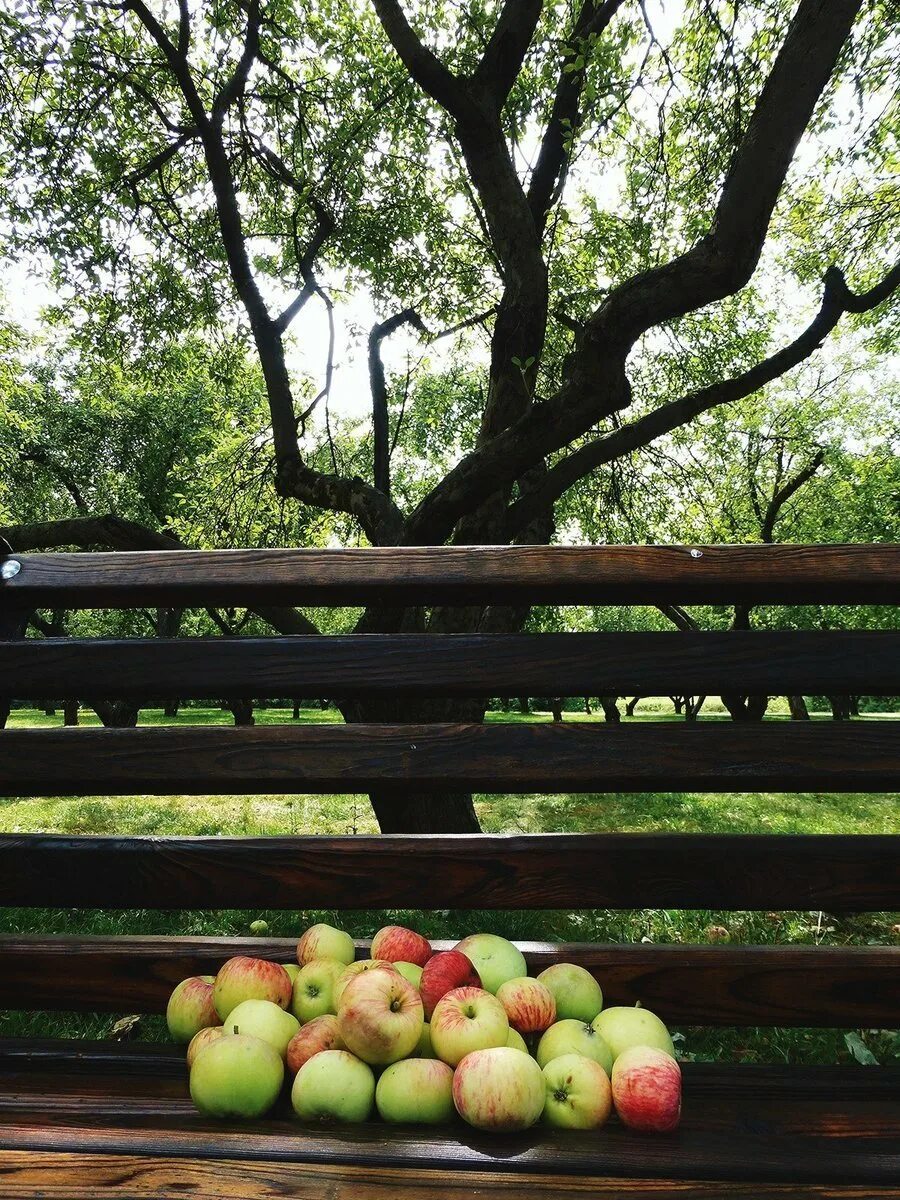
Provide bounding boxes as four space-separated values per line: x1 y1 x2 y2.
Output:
371 924 432 967
453 1046 545 1131
542 1053 612 1130
190 1033 284 1118
537 963 603 1023
376 1058 455 1124
338 968 424 1065
611 1045 682 1132
286 1015 345 1075
430 986 509 1067
454 933 526 995
213 957 292 1021
291 1049 375 1122
296 922 356 967
592 1005 675 1062
536 1018 613 1074
420 949 480 1019
496 976 556 1035
291 959 343 1022
166 975 218 1042
224 999 299 1059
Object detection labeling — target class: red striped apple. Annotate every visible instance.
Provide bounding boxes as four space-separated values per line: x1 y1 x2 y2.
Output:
371 924 432 967
296 922 355 967
186 1025 224 1069
611 1045 682 1132
338 968 424 1065
496 976 556 1034
333 959 398 1007
429 986 509 1067
453 1046 545 1131
213 957 292 1020
420 950 480 1020
166 975 218 1042
286 1014 344 1075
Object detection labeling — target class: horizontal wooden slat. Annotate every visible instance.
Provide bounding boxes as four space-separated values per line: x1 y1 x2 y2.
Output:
1 722 899 795
2 544 899 608
2 833 898 912
0 1048 897 1189
1 936 897 1027
3 631 899 699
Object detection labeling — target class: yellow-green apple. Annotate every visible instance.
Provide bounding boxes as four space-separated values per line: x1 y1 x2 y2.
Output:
452 1046 545 1131
416 1022 436 1058
496 976 556 1035
507 1027 529 1053
592 1006 675 1061
371 924 432 967
296 922 355 967
375 1058 455 1124
281 964 300 984
186 1025 224 1069
286 1014 344 1075
291 1049 375 1122
190 1033 284 1118
420 950 480 1019
213 957 292 1020
166 975 218 1042
394 961 423 989
454 934 526 995
224 999 299 1059
338 969 424 1065
537 963 603 1022
611 1045 681 1132
542 1053 612 1129
536 1019 613 1074
291 959 343 1022
333 959 398 1007
249 919 268 935
429 986 509 1067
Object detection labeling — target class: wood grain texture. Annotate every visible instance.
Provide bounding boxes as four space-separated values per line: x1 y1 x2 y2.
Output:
1 1152 897 1199
3 544 899 608
3 833 898 912
3 630 898 699
0 1054 897 1188
2 937 897 1026
2 722 900 795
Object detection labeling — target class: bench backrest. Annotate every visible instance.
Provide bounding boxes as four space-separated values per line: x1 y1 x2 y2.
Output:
0 544 898 1033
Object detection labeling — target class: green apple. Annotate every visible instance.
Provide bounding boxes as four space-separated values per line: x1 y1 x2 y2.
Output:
291 959 343 1022
537 963 603 1023
186 1025 224 1069
213 957 292 1020
454 934 527 994
452 1046 545 1132
416 1022 436 1058
166 975 218 1043
506 1027 529 1053
296 923 355 967
249 919 268 935
376 1058 455 1124
281 963 300 984
430 985 509 1067
190 1033 284 1118
542 1053 612 1129
394 961 423 990
536 1018 613 1074
291 1049 375 1122
225 999 299 1059
592 1006 675 1061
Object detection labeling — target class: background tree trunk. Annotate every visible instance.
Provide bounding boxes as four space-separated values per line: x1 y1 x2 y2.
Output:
64 700 79 726
599 696 621 722
788 695 810 720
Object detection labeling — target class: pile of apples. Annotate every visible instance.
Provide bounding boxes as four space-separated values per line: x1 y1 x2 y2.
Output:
168 922 681 1134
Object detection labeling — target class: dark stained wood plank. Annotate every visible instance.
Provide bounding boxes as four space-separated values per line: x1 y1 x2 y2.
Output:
3 631 899 700
2 833 898 912
3 544 899 608
1 936 897 1027
2 722 900 795
0 1061 898 1188
6 1153 897 1200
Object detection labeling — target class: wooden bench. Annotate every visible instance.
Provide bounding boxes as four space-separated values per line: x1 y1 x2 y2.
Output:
0 543 898 1199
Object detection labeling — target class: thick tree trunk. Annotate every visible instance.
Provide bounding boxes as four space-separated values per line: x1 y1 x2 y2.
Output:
95 701 139 727
44 705 56 716
722 694 769 721
684 696 705 721
292 701 301 720
599 696 621 723
626 696 641 717
827 694 852 721
164 699 180 717
671 696 684 714
788 695 810 720
517 697 530 714
369 787 481 834
583 696 592 715
64 700 79 726
0 703 8 730
230 699 255 726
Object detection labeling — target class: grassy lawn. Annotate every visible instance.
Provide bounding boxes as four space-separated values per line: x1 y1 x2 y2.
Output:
2 706 898 1066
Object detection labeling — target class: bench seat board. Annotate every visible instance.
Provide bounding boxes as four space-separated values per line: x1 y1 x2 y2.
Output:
2 937 898 1027
0 1044 896 1190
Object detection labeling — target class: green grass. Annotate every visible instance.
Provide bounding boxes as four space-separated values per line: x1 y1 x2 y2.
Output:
2 707 898 1065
